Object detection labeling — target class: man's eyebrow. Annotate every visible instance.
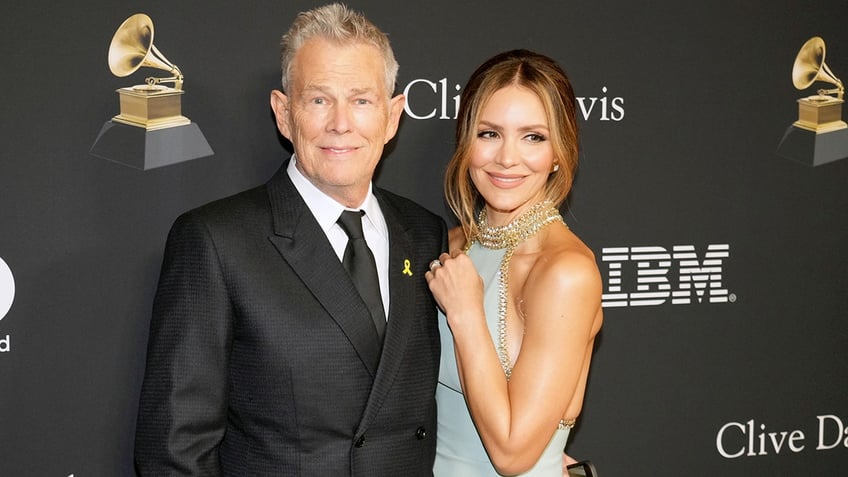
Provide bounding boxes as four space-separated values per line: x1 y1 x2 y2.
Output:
300 85 378 95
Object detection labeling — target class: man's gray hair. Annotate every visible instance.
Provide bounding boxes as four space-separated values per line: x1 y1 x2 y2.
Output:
279 3 399 96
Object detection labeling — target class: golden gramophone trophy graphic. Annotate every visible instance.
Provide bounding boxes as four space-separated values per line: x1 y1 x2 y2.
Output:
90 13 212 170
777 36 848 166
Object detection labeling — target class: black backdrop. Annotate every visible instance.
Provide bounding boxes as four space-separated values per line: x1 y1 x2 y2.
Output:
1 1 847 475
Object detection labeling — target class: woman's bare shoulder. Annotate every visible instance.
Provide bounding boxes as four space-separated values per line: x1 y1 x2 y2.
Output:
529 229 602 298
521 227 603 335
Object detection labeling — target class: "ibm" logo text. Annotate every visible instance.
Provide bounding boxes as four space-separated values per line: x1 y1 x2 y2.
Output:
601 244 731 307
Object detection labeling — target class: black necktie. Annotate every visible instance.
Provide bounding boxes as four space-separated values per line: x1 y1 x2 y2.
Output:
337 210 386 341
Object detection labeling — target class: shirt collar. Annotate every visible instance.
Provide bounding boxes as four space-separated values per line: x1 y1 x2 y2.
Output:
287 155 386 236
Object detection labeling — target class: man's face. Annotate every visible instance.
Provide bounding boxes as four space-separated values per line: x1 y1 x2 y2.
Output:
271 38 405 207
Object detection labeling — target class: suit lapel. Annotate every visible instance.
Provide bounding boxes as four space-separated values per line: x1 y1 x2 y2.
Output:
357 191 419 431
266 165 382 376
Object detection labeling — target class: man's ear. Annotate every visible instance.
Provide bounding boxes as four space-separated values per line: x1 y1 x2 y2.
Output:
270 90 292 139
384 94 406 143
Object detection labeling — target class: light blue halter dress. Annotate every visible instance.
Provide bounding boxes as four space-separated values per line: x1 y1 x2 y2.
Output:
433 244 570 476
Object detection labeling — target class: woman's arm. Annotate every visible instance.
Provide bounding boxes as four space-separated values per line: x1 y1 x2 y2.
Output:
427 247 602 475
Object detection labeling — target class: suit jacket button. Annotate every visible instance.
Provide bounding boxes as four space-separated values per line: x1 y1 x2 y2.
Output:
355 436 366 448
416 427 427 440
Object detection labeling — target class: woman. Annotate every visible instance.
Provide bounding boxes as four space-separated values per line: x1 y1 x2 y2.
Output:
426 49 603 476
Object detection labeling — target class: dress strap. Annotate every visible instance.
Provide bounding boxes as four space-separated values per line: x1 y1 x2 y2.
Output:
558 418 576 430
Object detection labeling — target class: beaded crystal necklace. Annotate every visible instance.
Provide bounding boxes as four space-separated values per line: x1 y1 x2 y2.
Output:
465 200 564 380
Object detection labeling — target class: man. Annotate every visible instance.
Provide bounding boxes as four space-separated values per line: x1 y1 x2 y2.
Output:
134 4 447 475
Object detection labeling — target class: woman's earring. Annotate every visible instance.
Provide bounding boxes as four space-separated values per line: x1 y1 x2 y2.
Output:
552 164 560 172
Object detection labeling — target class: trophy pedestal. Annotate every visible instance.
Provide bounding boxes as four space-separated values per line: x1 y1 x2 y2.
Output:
793 96 847 133
113 86 191 130
793 96 848 134
776 124 848 166
90 120 213 170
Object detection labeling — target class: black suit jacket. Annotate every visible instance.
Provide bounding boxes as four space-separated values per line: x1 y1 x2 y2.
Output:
135 162 447 476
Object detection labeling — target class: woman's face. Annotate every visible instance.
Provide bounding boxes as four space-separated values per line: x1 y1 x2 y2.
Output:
469 85 556 225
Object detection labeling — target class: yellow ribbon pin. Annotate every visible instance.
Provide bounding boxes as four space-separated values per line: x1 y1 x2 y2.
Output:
402 259 413 276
